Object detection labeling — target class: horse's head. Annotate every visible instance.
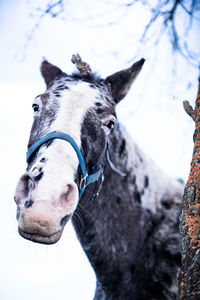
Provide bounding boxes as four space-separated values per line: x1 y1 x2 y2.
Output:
14 56 145 244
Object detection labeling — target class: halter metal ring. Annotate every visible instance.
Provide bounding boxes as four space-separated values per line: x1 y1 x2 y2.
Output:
79 174 88 190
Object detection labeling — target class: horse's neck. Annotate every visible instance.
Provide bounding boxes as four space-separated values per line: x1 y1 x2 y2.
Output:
72 124 182 298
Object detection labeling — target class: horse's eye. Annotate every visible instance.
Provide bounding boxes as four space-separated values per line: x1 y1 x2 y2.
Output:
32 104 39 112
102 117 116 135
106 120 115 130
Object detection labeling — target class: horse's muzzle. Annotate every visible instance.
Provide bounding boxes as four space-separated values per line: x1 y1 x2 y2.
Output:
18 226 64 244
14 171 78 244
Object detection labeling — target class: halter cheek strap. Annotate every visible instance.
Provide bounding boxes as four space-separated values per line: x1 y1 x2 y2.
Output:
26 131 103 199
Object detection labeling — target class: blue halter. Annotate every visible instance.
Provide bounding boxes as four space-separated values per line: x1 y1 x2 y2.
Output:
26 131 104 199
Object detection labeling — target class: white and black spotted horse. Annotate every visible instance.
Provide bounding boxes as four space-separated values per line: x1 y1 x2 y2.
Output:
14 57 183 299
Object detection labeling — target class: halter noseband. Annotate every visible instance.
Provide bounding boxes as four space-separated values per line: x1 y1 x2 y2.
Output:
26 131 104 199
26 131 126 200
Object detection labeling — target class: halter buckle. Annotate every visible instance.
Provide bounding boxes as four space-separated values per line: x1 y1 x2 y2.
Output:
80 174 88 190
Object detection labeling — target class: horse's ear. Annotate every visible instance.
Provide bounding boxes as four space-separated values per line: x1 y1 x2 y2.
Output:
40 60 64 87
105 58 145 104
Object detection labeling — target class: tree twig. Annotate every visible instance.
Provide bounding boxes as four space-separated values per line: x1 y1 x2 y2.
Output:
183 100 195 121
71 54 92 76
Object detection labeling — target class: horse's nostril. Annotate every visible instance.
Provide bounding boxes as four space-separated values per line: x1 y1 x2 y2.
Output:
24 199 34 209
60 214 71 227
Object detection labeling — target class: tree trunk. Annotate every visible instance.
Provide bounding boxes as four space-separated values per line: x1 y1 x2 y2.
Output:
179 78 200 299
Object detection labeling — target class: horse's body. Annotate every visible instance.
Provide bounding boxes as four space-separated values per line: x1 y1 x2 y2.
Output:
76 124 182 299
14 56 183 299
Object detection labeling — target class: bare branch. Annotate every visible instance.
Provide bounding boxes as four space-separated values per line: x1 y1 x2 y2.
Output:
24 0 200 69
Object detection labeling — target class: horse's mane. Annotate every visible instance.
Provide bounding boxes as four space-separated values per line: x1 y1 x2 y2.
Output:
71 72 103 85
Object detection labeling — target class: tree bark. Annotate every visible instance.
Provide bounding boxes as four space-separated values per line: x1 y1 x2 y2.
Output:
179 78 200 299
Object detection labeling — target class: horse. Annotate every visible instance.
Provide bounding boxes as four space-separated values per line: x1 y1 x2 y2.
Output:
14 55 183 299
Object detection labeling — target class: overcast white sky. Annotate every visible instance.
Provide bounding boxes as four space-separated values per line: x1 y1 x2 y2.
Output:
0 1 199 299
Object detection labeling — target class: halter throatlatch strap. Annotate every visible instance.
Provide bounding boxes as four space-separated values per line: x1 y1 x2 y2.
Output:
26 131 103 199
106 144 126 177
